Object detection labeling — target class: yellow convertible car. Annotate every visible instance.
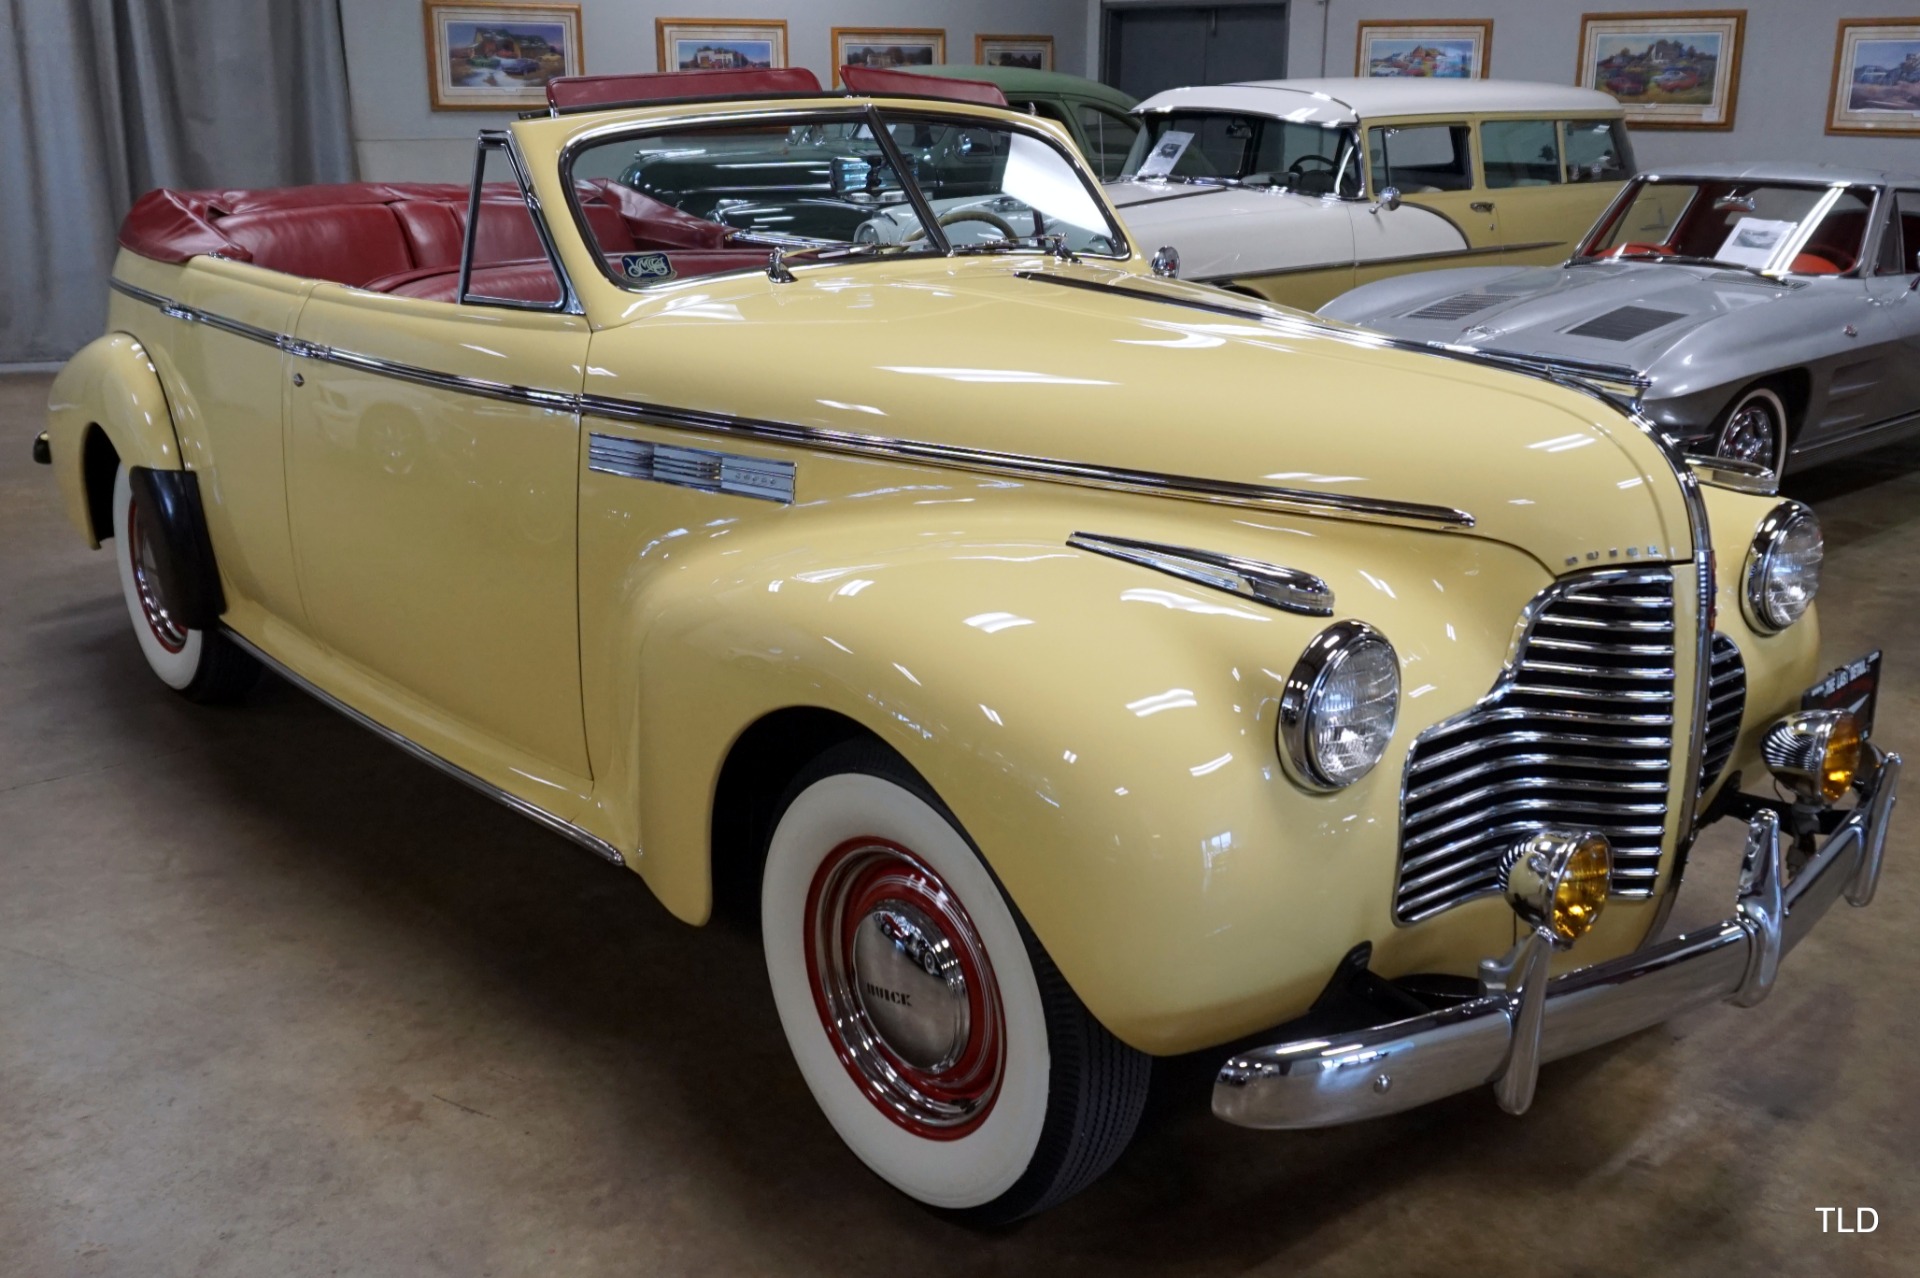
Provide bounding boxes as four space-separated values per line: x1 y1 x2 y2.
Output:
36 68 1901 1221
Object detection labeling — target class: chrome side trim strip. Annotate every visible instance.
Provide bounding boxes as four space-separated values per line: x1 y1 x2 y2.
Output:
1066 532 1334 616
109 277 1475 531
587 431 796 503
1200 240 1567 284
220 628 626 867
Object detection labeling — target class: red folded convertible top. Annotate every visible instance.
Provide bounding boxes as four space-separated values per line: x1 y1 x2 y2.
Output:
839 66 1010 107
545 67 823 110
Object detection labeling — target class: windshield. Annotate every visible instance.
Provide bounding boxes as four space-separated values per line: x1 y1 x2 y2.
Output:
1580 178 1876 275
1119 111 1363 198
564 109 1126 287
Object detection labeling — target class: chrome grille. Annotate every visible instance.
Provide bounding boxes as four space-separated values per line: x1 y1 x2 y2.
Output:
1700 632 1746 789
1395 568 1678 923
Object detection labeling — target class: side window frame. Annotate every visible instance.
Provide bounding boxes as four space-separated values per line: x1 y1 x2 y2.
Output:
1479 117 1565 190
1366 120 1476 195
1873 188 1920 276
459 129 578 314
1076 102 1142 182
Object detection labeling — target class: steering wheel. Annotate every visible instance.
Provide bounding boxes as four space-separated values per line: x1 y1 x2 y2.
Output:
1288 154 1338 176
903 207 1023 243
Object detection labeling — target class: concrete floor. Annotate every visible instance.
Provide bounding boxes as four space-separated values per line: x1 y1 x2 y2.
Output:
3 367 1916 1276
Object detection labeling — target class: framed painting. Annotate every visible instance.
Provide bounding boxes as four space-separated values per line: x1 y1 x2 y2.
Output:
424 1 583 110
1576 11 1744 130
1828 20 1920 135
1355 20 1492 79
976 34 1054 72
831 28 946 86
656 18 788 74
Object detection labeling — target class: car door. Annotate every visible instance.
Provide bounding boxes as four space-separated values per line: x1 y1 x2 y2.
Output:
1836 187 1920 441
1352 118 1489 289
1478 115 1632 264
282 134 594 785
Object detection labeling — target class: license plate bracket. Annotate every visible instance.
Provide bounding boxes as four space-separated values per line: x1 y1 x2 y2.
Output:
1802 649 1881 737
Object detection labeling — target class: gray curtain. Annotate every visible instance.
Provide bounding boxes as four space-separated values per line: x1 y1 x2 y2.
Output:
0 0 357 366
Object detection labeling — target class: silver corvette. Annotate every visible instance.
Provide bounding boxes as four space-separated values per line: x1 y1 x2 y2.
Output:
1319 162 1920 475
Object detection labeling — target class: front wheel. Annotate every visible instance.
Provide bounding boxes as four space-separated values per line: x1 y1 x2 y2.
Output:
1713 384 1790 473
111 463 259 703
761 742 1149 1223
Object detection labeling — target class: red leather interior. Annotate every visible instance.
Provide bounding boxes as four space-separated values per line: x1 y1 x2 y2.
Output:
214 204 417 286
118 179 746 295
1791 253 1843 275
840 66 1010 107
546 67 821 110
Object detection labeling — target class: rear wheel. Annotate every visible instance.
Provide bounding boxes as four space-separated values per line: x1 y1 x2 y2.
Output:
761 741 1149 1223
111 463 259 703
1713 384 1790 473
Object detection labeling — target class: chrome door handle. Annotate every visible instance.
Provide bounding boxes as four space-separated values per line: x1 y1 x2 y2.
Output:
1470 201 1495 213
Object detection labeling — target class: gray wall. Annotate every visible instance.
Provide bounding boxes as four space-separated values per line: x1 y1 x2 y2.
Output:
1087 1 1920 171
342 0 1089 181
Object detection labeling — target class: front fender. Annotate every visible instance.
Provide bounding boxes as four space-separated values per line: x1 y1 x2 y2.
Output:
45 333 184 546
615 498 1555 1055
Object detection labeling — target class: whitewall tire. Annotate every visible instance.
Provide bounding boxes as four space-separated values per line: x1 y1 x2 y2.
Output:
1714 385 1790 474
762 741 1149 1222
111 463 258 702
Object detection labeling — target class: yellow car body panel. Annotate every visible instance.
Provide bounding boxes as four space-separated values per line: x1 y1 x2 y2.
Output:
46 94 1824 1056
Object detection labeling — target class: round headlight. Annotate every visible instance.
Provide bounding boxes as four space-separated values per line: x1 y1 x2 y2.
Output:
1278 621 1400 790
1743 502 1822 633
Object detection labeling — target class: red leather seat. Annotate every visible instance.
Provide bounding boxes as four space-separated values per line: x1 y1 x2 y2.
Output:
119 179 737 295
215 204 415 286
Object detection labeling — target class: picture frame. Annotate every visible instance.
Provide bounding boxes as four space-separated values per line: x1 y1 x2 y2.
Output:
423 1 583 111
1828 19 1920 136
1575 11 1745 131
975 34 1054 72
1355 20 1492 79
655 17 788 74
831 27 946 87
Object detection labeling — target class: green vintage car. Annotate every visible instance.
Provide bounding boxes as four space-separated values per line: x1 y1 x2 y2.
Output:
610 67 1141 242
905 66 1141 179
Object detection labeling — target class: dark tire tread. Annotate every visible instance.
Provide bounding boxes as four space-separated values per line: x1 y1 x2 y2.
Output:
772 738 1150 1226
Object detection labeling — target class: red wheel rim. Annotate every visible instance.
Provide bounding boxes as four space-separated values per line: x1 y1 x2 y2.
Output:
127 496 188 653
803 837 1006 1140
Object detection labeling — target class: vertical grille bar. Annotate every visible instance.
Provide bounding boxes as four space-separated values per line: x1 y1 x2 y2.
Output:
1395 568 1680 924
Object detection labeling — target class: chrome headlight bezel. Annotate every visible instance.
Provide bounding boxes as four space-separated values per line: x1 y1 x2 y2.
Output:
1742 501 1822 634
1278 620 1401 791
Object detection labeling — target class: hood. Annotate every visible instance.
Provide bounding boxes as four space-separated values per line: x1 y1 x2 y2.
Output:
1101 180 1349 277
585 258 1693 573
1330 260 1802 373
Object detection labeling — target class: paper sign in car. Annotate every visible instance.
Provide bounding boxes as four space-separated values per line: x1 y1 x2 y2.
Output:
1137 131 1195 179
1716 218 1797 269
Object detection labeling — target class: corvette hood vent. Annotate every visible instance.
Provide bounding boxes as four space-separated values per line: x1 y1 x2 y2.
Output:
1407 291 1507 321
1565 305 1687 341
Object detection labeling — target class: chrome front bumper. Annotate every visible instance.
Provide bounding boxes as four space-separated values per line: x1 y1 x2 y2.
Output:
1213 746 1901 1129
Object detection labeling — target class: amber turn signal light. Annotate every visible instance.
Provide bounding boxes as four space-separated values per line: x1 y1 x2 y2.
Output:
1762 710 1863 806
1502 830 1612 947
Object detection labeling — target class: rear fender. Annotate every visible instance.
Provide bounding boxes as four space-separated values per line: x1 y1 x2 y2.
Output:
45 334 184 546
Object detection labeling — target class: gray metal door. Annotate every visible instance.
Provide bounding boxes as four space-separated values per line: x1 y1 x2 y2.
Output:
1103 4 1289 102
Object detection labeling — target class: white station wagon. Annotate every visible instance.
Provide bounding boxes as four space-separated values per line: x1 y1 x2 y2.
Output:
1107 78 1634 309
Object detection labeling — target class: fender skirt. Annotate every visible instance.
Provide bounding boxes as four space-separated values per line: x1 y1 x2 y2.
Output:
127 467 226 629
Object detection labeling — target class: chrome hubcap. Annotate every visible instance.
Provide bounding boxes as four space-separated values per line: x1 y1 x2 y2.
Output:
1719 399 1779 468
806 838 1005 1138
128 497 188 653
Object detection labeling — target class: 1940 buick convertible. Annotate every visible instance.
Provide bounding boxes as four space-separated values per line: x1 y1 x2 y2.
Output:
35 69 1901 1221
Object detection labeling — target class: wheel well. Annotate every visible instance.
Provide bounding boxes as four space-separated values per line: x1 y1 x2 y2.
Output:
1725 371 1808 440
81 425 119 541
709 707 874 927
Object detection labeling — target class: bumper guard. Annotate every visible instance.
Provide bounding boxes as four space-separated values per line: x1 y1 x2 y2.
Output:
1213 746 1901 1129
